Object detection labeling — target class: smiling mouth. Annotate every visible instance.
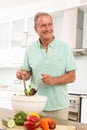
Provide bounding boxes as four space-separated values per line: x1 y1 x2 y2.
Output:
44 30 52 34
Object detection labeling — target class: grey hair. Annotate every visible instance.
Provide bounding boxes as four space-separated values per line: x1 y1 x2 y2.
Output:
34 12 53 26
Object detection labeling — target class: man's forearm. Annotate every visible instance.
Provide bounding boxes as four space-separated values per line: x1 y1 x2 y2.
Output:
53 70 76 85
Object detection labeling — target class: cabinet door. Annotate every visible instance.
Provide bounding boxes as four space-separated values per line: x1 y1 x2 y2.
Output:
27 17 38 44
52 15 63 41
81 98 87 123
11 19 25 48
62 8 83 49
80 0 87 3
62 8 77 48
0 22 10 49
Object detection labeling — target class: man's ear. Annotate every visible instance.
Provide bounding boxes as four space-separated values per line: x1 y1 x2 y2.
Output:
34 26 37 32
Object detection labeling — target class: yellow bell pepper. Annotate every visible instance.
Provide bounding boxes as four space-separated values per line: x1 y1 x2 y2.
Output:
28 112 40 118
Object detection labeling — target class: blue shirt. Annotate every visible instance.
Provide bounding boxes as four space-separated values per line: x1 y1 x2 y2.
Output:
22 38 77 111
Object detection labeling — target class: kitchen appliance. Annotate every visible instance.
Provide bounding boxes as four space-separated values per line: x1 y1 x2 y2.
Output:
68 94 82 122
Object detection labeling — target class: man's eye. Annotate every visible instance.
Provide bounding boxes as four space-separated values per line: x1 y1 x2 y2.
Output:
48 23 53 27
40 25 46 28
40 24 52 28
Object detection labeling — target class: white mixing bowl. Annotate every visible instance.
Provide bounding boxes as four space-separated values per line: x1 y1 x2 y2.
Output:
11 94 47 114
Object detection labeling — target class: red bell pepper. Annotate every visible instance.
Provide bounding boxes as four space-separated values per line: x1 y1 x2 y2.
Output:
24 115 40 130
47 119 56 129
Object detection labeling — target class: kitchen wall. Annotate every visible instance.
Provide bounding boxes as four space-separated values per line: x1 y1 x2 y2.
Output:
0 67 24 91
68 55 87 93
68 11 87 92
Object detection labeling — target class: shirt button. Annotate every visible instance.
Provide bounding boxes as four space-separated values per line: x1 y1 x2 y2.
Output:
45 60 48 64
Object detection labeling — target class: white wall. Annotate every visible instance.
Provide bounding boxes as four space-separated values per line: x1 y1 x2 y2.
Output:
68 56 87 93
0 68 20 88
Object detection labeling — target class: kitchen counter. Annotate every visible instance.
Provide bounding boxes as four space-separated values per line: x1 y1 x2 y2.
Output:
0 108 87 130
81 95 87 98
69 91 87 96
0 89 24 109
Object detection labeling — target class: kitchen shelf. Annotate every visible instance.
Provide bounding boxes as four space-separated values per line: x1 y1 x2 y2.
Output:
0 64 22 68
72 48 87 56
0 87 23 93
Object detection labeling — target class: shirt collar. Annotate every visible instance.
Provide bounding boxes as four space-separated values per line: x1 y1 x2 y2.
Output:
38 36 56 49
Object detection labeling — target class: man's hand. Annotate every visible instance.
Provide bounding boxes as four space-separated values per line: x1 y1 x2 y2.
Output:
41 74 55 86
16 70 31 80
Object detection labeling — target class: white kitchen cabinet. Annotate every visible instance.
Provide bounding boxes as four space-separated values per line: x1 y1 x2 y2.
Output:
0 19 28 67
0 16 38 67
51 11 64 41
27 17 38 43
80 0 87 3
0 19 25 67
0 22 10 49
83 12 87 48
0 17 35 50
11 17 38 48
51 7 84 49
62 8 84 49
11 18 26 48
81 96 87 123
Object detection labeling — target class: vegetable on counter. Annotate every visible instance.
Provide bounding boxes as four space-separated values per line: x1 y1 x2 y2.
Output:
1 111 56 130
44 118 56 129
14 111 27 125
39 118 49 130
24 115 40 130
2 117 15 128
28 112 40 118
40 118 56 130
24 112 56 130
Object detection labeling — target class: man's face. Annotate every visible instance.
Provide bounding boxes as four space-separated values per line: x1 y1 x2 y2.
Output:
34 15 53 40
